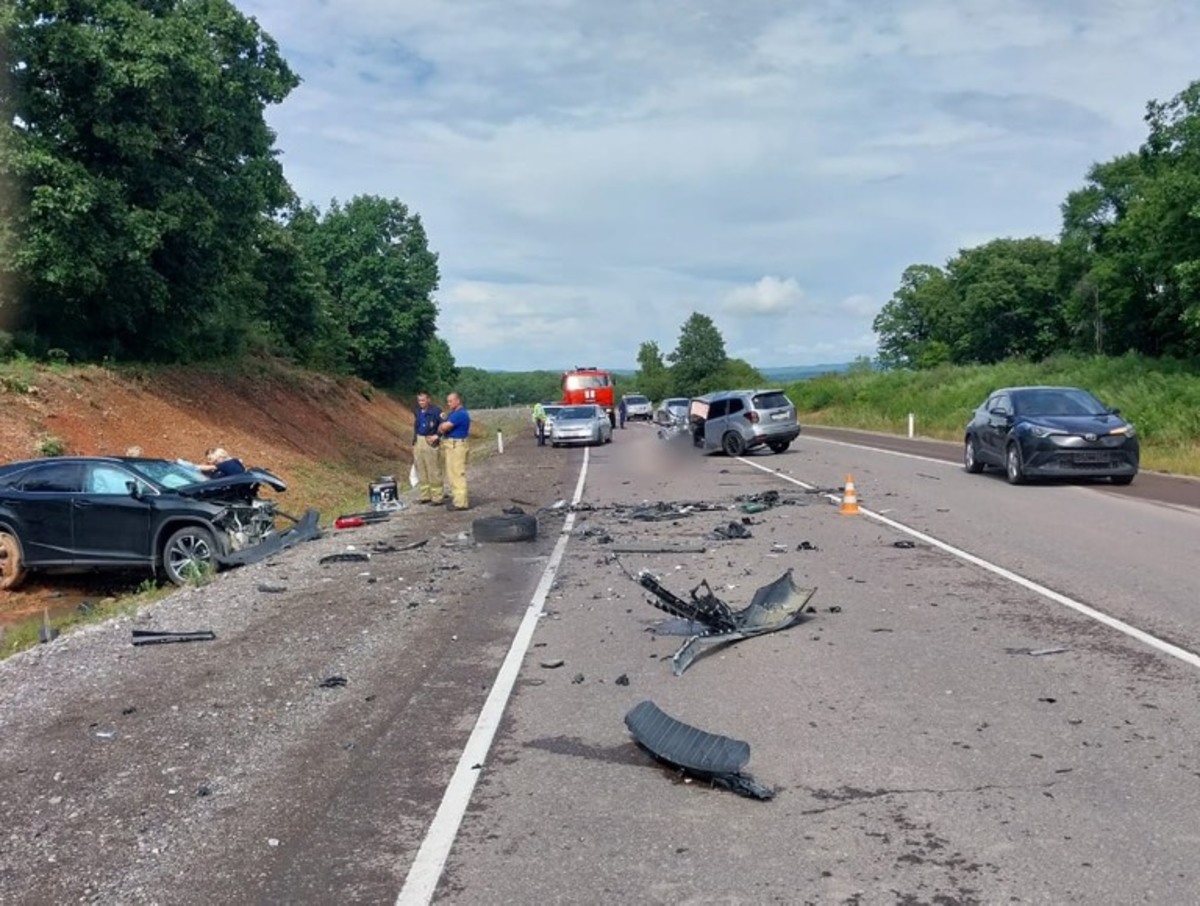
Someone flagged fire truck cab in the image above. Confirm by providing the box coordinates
[561,367,616,427]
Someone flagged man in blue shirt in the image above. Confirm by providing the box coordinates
[437,391,471,510]
[412,391,444,504]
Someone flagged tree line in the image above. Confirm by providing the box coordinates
[873,79,1200,370]
[0,0,454,392]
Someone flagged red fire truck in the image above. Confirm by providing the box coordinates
[561,366,616,427]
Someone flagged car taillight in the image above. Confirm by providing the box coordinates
[745,411,759,423]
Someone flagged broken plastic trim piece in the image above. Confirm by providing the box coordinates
[131,629,216,646]
[639,569,816,675]
[217,508,321,568]
[624,700,774,800]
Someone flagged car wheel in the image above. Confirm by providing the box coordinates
[768,441,790,453]
[473,513,538,543]
[163,524,217,585]
[722,432,746,457]
[1111,474,1135,486]
[964,436,984,473]
[1005,443,1025,485]
[0,530,27,590]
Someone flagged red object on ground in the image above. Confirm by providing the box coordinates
[334,516,365,529]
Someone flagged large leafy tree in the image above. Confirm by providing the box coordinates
[296,196,441,389]
[0,0,299,360]
[633,340,672,401]
[669,311,727,396]
[872,264,955,369]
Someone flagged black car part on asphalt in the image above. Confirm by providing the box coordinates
[624,700,775,800]
[638,568,817,675]
[131,629,216,646]
[472,512,538,543]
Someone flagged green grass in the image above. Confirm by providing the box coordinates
[2,579,171,659]
[786,353,1200,476]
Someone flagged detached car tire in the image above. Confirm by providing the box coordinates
[472,513,538,543]
[163,524,218,585]
[0,530,27,590]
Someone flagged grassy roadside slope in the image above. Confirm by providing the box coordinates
[784,354,1200,476]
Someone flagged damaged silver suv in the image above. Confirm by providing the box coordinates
[688,389,800,456]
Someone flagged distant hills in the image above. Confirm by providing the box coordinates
[758,363,852,382]
[474,363,853,381]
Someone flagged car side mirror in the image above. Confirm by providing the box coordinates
[989,407,1008,418]
[126,481,141,499]
[1108,407,1121,416]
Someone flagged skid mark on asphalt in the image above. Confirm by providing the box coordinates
[738,456,1200,673]
[396,449,591,905]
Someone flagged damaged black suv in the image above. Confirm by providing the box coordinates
[0,455,316,589]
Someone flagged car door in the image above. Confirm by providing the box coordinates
[980,393,1013,463]
[7,462,84,563]
[72,463,155,564]
[704,398,730,449]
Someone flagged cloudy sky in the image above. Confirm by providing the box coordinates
[238,0,1200,371]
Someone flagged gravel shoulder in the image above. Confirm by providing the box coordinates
[0,428,575,904]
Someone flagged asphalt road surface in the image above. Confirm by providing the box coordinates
[3,422,1199,905]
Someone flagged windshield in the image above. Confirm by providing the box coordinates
[129,458,208,489]
[1013,388,1107,417]
[625,395,648,404]
[560,406,598,419]
[665,398,688,410]
[564,375,610,390]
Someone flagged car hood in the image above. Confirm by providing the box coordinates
[554,417,599,427]
[1020,414,1130,434]
[175,467,287,499]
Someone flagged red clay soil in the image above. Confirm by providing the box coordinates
[0,359,418,627]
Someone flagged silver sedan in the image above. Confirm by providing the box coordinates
[550,404,613,446]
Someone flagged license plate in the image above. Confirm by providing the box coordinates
[770,412,788,421]
[1075,452,1109,464]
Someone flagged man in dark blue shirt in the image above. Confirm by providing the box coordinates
[412,392,444,504]
[437,392,471,510]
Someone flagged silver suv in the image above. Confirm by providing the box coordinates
[688,389,800,456]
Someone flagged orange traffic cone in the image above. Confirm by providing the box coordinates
[839,474,860,515]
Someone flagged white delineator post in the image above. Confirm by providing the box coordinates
[908,413,915,438]
[497,430,504,454]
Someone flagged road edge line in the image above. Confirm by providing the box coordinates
[396,448,591,904]
[738,456,1200,671]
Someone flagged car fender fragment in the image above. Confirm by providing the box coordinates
[624,700,774,801]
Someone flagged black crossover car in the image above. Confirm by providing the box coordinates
[963,386,1139,485]
[0,456,318,589]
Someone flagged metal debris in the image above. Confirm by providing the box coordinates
[1005,646,1069,657]
[711,521,752,540]
[319,551,371,564]
[638,569,817,675]
[131,629,216,647]
[624,700,774,800]
[317,675,348,688]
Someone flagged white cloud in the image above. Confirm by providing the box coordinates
[238,0,1200,370]
[724,277,806,316]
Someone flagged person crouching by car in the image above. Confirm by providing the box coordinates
[199,447,246,478]
[412,391,444,504]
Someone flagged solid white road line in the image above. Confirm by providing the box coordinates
[396,448,591,905]
[739,456,1200,672]
[802,433,960,468]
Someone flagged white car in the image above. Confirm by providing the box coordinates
[622,394,653,421]
[551,404,613,446]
